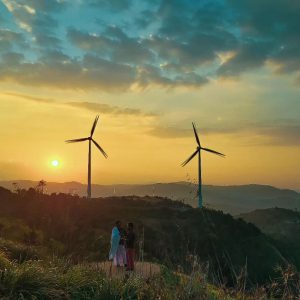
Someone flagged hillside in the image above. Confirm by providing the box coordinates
[0,186,290,286]
[239,208,300,269]
[1,180,300,215]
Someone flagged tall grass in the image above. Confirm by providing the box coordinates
[0,253,299,299]
[0,257,235,299]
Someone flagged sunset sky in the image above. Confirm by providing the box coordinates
[0,0,299,189]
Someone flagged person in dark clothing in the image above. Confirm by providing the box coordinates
[125,222,135,271]
[118,227,127,267]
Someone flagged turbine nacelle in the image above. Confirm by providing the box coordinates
[65,115,107,159]
[182,122,225,167]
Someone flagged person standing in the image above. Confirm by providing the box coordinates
[115,225,127,267]
[109,221,121,262]
[125,222,135,271]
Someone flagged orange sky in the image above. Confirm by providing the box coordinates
[1,70,299,190]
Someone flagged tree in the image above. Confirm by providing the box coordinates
[36,180,47,194]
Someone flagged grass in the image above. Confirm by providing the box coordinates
[0,239,299,299]
[1,256,299,299]
[0,256,240,299]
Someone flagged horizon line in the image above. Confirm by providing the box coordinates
[0,179,299,192]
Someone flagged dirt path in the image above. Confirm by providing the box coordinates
[92,261,161,279]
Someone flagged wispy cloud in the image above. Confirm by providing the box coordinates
[3,91,157,117]
[4,92,55,103]
[65,101,157,117]
[5,90,299,146]
[149,121,300,146]
[252,122,300,146]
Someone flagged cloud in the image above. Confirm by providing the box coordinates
[3,91,157,117]
[19,0,66,12]
[217,40,272,77]
[88,0,132,10]
[3,92,55,103]
[2,0,63,49]
[253,122,300,146]
[142,0,237,69]
[148,120,300,146]
[1,0,300,89]
[0,51,24,65]
[136,64,208,88]
[0,46,209,90]
[3,0,49,33]
[144,0,300,81]
[148,126,191,139]
[148,123,243,139]
[0,29,26,52]
[67,27,210,88]
[223,0,300,77]
[68,27,154,64]
[0,52,137,91]
[65,102,157,117]
[67,28,111,53]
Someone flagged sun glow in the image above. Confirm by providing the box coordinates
[51,160,59,167]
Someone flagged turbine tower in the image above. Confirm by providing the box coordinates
[65,115,108,198]
[181,122,225,208]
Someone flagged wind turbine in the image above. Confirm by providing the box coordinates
[65,115,108,199]
[181,122,225,208]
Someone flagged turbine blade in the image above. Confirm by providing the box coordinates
[91,115,99,137]
[181,149,199,167]
[65,137,89,143]
[201,147,225,157]
[192,122,200,146]
[92,139,108,158]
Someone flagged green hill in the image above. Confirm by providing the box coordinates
[0,187,290,286]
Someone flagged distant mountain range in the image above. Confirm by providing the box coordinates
[1,180,299,215]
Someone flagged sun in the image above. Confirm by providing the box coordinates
[51,160,59,167]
